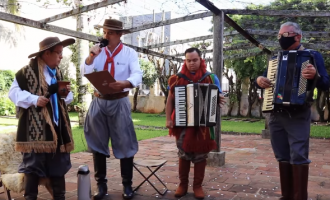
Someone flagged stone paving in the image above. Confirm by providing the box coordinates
[2,134,330,200]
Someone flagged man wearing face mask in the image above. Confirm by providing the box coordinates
[256,22,329,200]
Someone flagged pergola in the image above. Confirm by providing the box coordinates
[1,0,329,165]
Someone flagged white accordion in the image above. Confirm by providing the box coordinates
[174,83,219,127]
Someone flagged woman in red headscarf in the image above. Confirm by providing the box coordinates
[166,48,226,199]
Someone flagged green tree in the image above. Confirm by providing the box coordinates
[0,70,15,91]
[148,56,182,108]
[0,0,21,47]
[218,0,330,118]
[132,59,158,112]
[0,70,16,115]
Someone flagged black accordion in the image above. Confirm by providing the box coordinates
[262,50,317,112]
[174,83,219,127]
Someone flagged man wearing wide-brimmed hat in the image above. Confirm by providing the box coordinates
[8,36,75,200]
[81,18,142,200]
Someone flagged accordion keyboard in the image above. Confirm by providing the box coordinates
[174,86,187,126]
[262,58,278,112]
[298,60,309,96]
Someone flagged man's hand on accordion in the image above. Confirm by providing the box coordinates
[257,77,272,89]
[302,64,317,80]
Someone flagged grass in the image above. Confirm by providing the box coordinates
[71,126,168,153]
[69,112,78,121]
[0,112,329,153]
[130,113,330,138]
[221,120,265,133]
[0,117,18,125]
[131,112,166,127]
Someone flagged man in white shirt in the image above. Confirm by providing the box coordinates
[8,37,75,200]
[81,18,142,200]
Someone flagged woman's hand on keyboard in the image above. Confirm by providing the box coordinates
[166,120,173,129]
[257,77,272,88]
[219,95,226,108]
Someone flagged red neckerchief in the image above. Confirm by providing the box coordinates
[180,59,207,83]
[103,43,123,77]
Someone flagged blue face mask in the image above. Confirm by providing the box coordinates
[279,36,296,50]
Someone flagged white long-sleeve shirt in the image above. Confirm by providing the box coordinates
[80,43,142,93]
[8,65,74,109]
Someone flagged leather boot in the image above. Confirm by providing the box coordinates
[93,152,108,200]
[174,158,191,197]
[279,161,293,200]
[292,164,309,200]
[120,157,134,199]
[23,173,39,200]
[193,159,206,200]
[50,176,65,200]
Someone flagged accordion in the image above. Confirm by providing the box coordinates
[174,83,219,127]
[262,50,316,112]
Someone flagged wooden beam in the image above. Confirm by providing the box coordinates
[196,0,272,55]
[174,49,212,57]
[221,9,330,17]
[0,11,182,62]
[260,41,330,50]
[224,51,264,60]
[128,11,212,33]
[246,29,330,38]
[144,30,239,49]
[173,43,254,56]
[39,0,125,23]
[125,44,183,62]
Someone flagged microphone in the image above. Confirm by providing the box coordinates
[36,92,51,112]
[36,83,57,112]
[90,38,109,56]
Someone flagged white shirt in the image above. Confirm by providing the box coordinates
[8,66,74,109]
[80,43,142,92]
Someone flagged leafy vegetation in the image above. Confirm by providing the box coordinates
[0,70,16,116]
[1,112,329,153]
[208,0,330,120]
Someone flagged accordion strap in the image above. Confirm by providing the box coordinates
[177,71,213,83]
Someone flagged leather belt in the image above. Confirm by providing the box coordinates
[94,91,129,100]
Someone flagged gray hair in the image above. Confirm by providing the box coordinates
[280,22,302,35]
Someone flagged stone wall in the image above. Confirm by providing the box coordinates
[129,95,165,113]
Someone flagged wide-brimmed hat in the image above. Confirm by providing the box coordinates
[28,37,75,58]
[94,18,131,34]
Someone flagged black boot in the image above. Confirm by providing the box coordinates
[50,176,65,200]
[279,161,293,200]
[120,157,134,199]
[23,173,39,200]
[292,164,309,200]
[93,152,108,200]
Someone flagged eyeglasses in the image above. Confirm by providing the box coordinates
[277,32,299,39]
[52,50,63,56]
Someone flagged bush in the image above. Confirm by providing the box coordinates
[0,93,15,116]
[0,70,15,92]
[0,70,16,116]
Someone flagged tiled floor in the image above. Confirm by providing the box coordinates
[2,134,330,200]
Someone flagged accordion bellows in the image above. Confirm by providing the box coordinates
[262,50,316,112]
[174,83,219,127]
